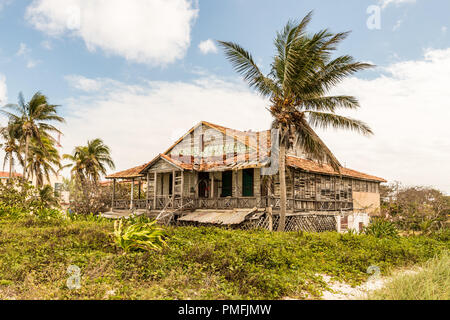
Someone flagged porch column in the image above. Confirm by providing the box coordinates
[172,170,176,197]
[180,171,184,207]
[153,172,157,210]
[138,178,142,200]
[210,172,215,199]
[111,179,116,211]
[130,178,134,210]
[146,172,150,210]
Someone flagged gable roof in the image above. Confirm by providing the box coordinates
[286,156,387,182]
[106,121,386,183]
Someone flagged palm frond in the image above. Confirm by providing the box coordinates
[217,40,279,97]
[307,111,373,136]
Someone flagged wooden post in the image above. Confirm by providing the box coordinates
[172,170,176,198]
[111,179,116,211]
[211,172,215,199]
[153,172,157,210]
[138,179,141,200]
[130,178,134,210]
[180,171,184,208]
[267,206,273,232]
[146,172,150,210]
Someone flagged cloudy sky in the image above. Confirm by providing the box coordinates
[0,0,449,193]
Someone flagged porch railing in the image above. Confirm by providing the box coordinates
[112,196,353,212]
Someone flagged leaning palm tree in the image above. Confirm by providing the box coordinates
[0,121,23,179]
[63,138,115,184]
[27,135,61,188]
[1,92,64,181]
[219,12,373,231]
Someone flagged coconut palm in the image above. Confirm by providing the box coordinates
[0,121,23,179]
[27,136,61,188]
[218,12,373,231]
[63,138,115,184]
[1,92,64,181]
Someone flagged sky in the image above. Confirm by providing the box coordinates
[0,0,449,193]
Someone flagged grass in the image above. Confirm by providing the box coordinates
[0,216,448,300]
[368,251,450,300]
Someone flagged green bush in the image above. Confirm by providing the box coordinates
[113,220,168,253]
[364,218,399,238]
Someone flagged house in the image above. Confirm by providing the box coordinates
[0,172,23,181]
[106,121,386,230]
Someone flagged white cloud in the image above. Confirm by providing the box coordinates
[41,40,52,50]
[26,0,199,66]
[321,47,450,193]
[393,19,402,31]
[0,0,12,11]
[16,42,39,68]
[198,39,218,55]
[442,26,447,34]
[379,0,416,9]
[65,75,106,92]
[61,75,270,177]
[0,74,7,104]
[16,43,30,56]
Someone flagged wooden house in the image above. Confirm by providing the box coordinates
[106,121,386,223]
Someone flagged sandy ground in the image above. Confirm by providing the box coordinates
[319,269,420,300]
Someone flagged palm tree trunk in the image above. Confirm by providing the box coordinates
[277,141,287,231]
[23,135,30,181]
[8,152,13,180]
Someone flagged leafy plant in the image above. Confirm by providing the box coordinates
[113,220,168,253]
[364,218,399,238]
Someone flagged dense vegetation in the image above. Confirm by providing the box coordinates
[369,252,449,300]
[0,214,448,300]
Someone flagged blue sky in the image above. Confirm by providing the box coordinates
[0,0,449,193]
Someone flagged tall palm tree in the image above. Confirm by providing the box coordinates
[219,12,373,231]
[27,136,61,188]
[0,121,23,179]
[63,138,115,184]
[1,92,64,181]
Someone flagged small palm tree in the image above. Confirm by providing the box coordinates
[219,12,373,231]
[27,136,61,188]
[64,138,115,184]
[1,92,64,181]
[0,122,23,179]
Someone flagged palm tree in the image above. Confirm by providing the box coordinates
[64,138,115,184]
[0,121,23,179]
[218,12,373,231]
[27,136,61,188]
[1,92,64,181]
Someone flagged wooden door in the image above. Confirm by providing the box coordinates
[242,169,254,197]
[221,171,232,197]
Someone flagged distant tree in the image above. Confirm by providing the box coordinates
[27,136,61,188]
[63,139,115,215]
[1,92,64,180]
[219,12,373,230]
[63,138,115,184]
[0,122,23,179]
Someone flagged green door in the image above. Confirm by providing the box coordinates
[242,169,254,197]
[221,171,232,197]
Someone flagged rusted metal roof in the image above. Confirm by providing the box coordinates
[106,121,387,183]
[286,156,387,182]
[178,208,258,225]
[105,163,147,179]
[0,172,22,179]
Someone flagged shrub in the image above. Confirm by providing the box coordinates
[364,218,399,238]
[113,220,168,253]
[0,179,61,219]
